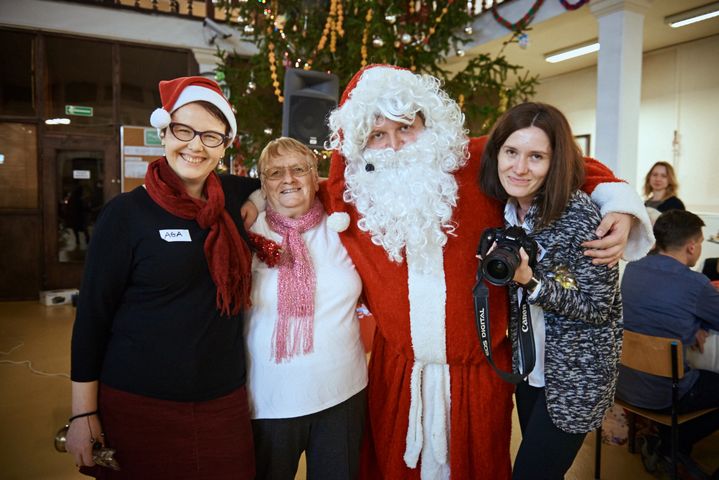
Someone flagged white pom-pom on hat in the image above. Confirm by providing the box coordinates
[327,212,350,232]
[150,108,172,130]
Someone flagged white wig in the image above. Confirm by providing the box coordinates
[328,66,468,170]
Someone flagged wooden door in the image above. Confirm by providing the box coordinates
[42,134,120,289]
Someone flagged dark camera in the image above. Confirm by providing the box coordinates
[478,226,538,286]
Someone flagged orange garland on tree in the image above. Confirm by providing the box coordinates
[360,9,373,68]
[317,0,344,54]
[267,41,283,102]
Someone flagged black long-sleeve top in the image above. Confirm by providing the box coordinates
[71,174,260,402]
[645,195,685,212]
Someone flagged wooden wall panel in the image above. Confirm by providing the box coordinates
[0,214,42,299]
[0,123,38,209]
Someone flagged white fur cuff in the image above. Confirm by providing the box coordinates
[591,182,655,261]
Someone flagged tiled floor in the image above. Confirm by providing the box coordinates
[0,301,716,479]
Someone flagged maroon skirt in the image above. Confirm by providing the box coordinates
[80,384,255,479]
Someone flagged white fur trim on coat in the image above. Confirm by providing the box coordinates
[591,182,655,261]
[327,212,350,232]
[404,245,451,480]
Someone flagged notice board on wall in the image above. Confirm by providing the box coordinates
[120,126,165,193]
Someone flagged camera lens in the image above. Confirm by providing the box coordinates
[482,247,520,285]
[486,259,509,280]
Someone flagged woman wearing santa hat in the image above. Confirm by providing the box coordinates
[66,76,258,478]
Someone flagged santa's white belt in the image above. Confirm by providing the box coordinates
[404,361,451,479]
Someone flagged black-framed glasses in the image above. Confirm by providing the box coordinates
[261,164,314,181]
[168,122,229,148]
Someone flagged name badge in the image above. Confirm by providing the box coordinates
[159,229,191,242]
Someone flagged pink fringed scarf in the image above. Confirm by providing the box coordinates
[265,200,324,363]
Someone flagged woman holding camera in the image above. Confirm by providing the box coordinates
[479,102,623,479]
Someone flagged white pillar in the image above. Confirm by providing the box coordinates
[590,0,651,187]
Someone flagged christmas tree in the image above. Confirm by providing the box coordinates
[215,0,538,171]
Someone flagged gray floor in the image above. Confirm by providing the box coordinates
[0,301,716,479]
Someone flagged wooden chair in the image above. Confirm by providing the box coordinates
[594,330,718,479]
[702,257,719,281]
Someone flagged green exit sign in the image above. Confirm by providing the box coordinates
[65,105,94,117]
[144,128,162,146]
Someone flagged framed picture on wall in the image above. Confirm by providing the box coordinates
[575,134,591,156]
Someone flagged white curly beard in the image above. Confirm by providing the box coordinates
[343,131,461,272]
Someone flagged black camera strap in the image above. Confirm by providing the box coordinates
[473,270,536,384]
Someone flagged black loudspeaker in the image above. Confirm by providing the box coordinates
[282,69,339,148]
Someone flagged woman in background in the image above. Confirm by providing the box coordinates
[479,102,623,479]
[66,76,257,478]
[644,161,685,212]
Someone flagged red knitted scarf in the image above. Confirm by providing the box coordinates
[144,157,251,316]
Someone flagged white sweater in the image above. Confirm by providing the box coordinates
[245,212,368,419]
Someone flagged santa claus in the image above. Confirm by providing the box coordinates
[318,65,652,480]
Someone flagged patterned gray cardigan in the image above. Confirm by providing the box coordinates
[508,190,623,434]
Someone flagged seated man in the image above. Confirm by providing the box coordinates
[617,210,719,473]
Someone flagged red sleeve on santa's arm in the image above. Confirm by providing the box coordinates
[317,150,347,215]
[316,181,330,211]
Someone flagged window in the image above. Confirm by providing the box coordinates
[0,30,35,117]
[120,45,198,126]
[45,36,114,134]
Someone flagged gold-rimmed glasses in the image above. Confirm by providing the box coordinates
[261,164,313,181]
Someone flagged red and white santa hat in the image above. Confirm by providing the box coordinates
[150,76,237,139]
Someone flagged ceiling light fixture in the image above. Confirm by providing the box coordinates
[45,118,71,125]
[665,1,719,28]
[544,40,599,64]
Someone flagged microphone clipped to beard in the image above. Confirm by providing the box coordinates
[343,130,461,270]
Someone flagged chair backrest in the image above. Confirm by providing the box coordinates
[621,330,685,378]
[702,257,719,281]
